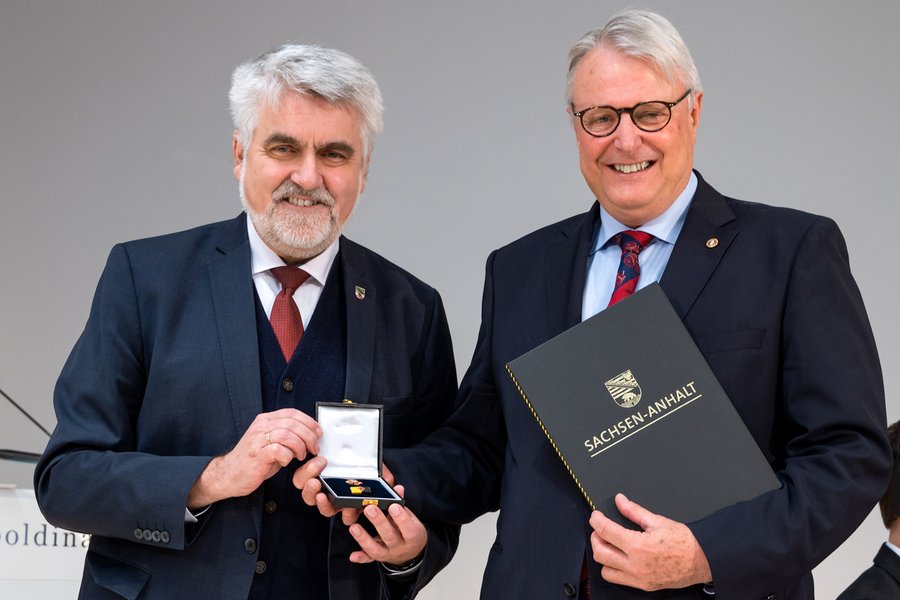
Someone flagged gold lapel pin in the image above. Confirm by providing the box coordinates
[705,238,719,249]
[355,285,366,300]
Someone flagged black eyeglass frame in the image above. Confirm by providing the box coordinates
[572,88,693,138]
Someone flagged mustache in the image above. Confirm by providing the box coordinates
[272,181,335,206]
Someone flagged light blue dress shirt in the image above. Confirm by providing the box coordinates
[581,172,697,321]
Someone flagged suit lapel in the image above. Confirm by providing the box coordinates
[339,237,376,404]
[544,203,600,336]
[875,543,900,583]
[207,214,262,436]
[660,173,737,321]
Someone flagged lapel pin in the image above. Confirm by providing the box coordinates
[354,285,366,300]
[705,238,719,249]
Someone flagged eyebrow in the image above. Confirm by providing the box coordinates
[320,142,356,157]
[263,134,356,157]
[263,133,301,147]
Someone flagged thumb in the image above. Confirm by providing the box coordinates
[291,456,327,489]
[614,493,659,531]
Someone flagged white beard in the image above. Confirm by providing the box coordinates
[240,167,343,262]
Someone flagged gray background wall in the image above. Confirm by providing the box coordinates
[1,1,898,597]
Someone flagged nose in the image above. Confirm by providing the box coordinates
[613,114,644,153]
[290,155,324,190]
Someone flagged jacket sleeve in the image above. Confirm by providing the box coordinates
[378,286,463,598]
[34,243,213,551]
[386,252,506,526]
[689,217,892,599]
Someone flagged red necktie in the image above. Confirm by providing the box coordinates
[269,266,310,361]
[607,230,654,307]
[581,231,655,599]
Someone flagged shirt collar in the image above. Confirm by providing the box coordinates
[245,214,339,286]
[591,171,698,254]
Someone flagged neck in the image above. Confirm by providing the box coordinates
[889,522,900,547]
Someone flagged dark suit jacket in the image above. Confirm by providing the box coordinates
[34,213,459,600]
[837,544,900,600]
[390,172,891,600]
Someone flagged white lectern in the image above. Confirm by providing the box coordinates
[0,488,86,596]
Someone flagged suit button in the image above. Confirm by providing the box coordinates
[244,538,257,553]
[762,596,775,600]
[160,531,170,543]
[563,582,577,598]
[142,529,152,541]
[151,531,161,542]
[265,500,278,514]
[255,560,267,574]
[281,378,294,392]
[133,528,143,540]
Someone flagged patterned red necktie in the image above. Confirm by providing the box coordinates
[607,230,655,307]
[269,266,311,361]
[582,230,653,599]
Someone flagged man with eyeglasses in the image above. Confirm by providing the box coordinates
[297,9,890,599]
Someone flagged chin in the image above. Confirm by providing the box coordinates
[250,203,342,261]
[271,227,339,261]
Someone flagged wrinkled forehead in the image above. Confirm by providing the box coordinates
[581,46,678,83]
[255,89,368,149]
[571,47,680,105]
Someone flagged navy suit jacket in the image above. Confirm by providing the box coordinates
[390,172,891,600]
[35,213,459,600]
[837,543,900,600]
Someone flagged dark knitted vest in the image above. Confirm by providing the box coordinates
[248,260,347,600]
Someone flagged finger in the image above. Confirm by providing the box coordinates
[292,457,327,491]
[265,408,324,437]
[394,484,405,498]
[591,529,627,567]
[600,564,629,587]
[339,506,361,526]
[260,441,295,468]
[312,492,340,519]
[363,505,402,547]
[589,510,636,550]
[349,550,375,564]
[349,522,389,562]
[614,493,660,531]
[249,410,318,449]
[385,502,423,541]
[382,463,396,486]
[267,419,321,458]
[299,477,321,506]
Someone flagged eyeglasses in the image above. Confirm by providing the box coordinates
[572,88,693,138]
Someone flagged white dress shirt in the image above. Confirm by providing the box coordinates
[581,172,697,321]
[246,216,339,325]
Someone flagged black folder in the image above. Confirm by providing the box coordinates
[506,283,780,528]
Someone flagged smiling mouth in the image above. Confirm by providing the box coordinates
[612,161,652,174]
[282,196,328,208]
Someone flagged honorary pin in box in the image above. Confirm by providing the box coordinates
[316,402,404,509]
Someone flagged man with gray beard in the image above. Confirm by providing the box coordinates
[34,44,459,600]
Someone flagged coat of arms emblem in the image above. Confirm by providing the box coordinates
[604,369,642,408]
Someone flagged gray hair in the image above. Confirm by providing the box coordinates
[229,44,384,157]
[565,9,702,108]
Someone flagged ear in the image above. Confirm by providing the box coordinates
[567,104,579,134]
[359,151,372,194]
[232,130,244,181]
[689,91,703,131]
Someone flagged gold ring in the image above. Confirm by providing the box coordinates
[266,432,271,445]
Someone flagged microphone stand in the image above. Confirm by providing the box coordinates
[1,385,52,465]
